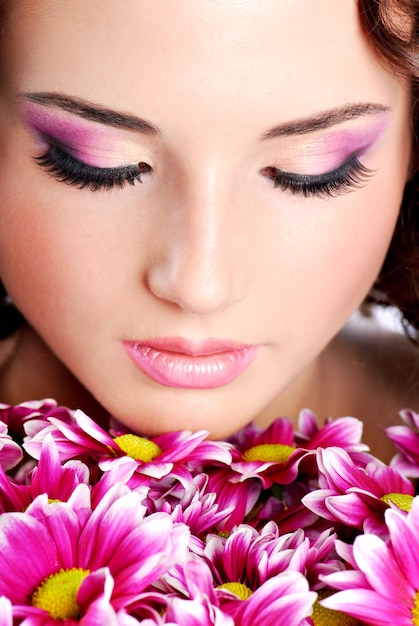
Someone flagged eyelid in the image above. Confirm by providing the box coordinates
[260,115,387,184]
[34,143,151,192]
[39,129,145,168]
[261,153,375,198]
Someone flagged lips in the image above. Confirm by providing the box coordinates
[122,337,259,389]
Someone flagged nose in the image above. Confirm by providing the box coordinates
[145,173,244,316]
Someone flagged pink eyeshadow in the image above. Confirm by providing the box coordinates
[20,101,122,167]
[303,115,390,172]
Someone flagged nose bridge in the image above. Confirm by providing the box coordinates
[146,164,242,315]
[182,166,223,267]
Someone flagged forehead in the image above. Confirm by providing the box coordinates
[0,0,400,125]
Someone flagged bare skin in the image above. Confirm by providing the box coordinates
[286,322,419,462]
[1,320,418,462]
[0,1,415,450]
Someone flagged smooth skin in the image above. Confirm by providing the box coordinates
[0,0,415,460]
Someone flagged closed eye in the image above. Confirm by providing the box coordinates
[261,155,374,198]
[35,144,152,192]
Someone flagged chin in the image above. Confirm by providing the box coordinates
[105,397,249,440]
[88,371,273,439]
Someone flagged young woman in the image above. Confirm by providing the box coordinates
[0,0,417,463]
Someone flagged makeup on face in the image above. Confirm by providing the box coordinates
[264,113,390,176]
[122,338,260,389]
[20,96,390,189]
[19,100,151,168]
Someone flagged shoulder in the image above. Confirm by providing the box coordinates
[337,311,419,400]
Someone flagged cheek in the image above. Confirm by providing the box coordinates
[308,188,400,311]
[0,212,76,329]
[0,173,101,330]
[260,177,404,345]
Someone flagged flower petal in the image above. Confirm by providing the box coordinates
[0,513,60,602]
[321,589,411,625]
[385,507,419,588]
[353,534,414,603]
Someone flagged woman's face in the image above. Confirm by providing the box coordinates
[0,0,411,436]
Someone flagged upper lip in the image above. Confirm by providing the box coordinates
[126,337,254,356]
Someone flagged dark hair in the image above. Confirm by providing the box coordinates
[0,282,24,340]
[0,1,418,339]
[360,0,419,340]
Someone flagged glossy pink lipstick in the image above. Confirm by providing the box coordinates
[122,338,259,389]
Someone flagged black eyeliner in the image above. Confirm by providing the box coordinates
[263,157,374,198]
[34,144,150,192]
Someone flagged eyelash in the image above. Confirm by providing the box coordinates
[35,144,151,192]
[261,156,374,198]
[35,144,373,198]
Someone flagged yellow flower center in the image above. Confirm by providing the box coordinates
[312,599,359,625]
[242,443,295,463]
[218,582,253,600]
[31,568,90,619]
[411,589,419,625]
[113,434,162,461]
[380,492,414,512]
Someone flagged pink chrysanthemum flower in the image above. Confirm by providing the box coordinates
[153,473,234,548]
[204,418,307,529]
[248,475,324,534]
[205,522,296,597]
[164,560,235,626]
[295,409,372,466]
[229,571,316,626]
[302,447,415,536]
[205,411,371,531]
[24,409,232,484]
[227,418,307,486]
[165,557,316,626]
[204,469,262,530]
[0,420,23,471]
[0,434,90,513]
[0,484,190,623]
[385,409,419,478]
[0,398,74,440]
[280,527,345,591]
[321,496,419,625]
[203,522,340,601]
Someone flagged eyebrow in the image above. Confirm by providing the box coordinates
[22,92,161,136]
[261,103,390,140]
[23,92,389,140]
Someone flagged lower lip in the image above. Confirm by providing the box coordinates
[122,342,259,389]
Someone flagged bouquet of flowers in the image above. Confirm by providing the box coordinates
[0,399,417,625]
